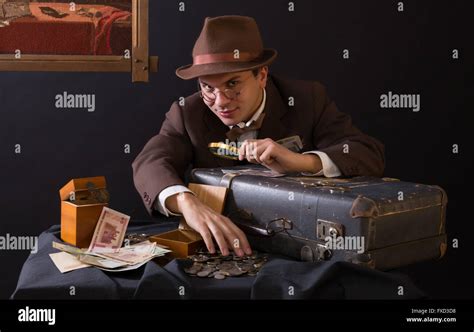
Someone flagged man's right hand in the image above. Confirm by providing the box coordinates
[166,192,252,257]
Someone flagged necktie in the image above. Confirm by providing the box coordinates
[225,112,266,141]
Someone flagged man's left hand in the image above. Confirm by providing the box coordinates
[238,138,323,174]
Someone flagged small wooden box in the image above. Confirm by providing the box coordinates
[149,229,204,259]
[150,183,228,258]
[59,176,109,248]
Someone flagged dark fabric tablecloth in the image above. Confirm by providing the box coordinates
[11,221,425,300]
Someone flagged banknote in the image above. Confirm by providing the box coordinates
[51,241,126,270]
[97,241,170,265]
[276,135,303,152]
[97,250,154,265]
[78,254,128,269]
[49,252,90,273]
[81,243,171,272]
[126,240,171,256]
[150,245,172,256]
[94,258,152,272]
[53,242,170,272]
[88,207,130,253]
[124,240,157,254]
[100,246,171,272]
[52,241,86,255]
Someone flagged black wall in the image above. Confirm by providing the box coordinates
[0,0,472,299]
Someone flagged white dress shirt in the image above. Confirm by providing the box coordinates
[232,88,267,142]
[155,88,341,216]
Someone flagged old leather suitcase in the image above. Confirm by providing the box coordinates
[189,166,447,270]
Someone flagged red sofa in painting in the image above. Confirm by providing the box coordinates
[0,3,132,55]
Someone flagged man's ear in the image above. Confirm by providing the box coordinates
[259,66,269,88]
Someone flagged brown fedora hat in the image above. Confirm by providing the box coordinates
[176,15,277,80]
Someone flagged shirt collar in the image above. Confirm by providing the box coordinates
[230,88,267,129]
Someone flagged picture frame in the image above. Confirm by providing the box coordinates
[0,0,158,82]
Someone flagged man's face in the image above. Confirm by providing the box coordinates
[198,67,268,127]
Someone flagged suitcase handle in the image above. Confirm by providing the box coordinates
[234,222,273,237]
[229,209,293,237]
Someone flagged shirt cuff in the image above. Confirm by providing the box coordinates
[302,151,342,177]
[155,185,194,217]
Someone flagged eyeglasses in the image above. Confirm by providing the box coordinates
[198,82,242,104]
[197,75,257,104]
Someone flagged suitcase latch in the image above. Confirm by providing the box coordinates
[316,219,344,240]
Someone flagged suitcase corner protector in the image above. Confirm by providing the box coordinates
[350,195,380,218]
[439,241,447,258]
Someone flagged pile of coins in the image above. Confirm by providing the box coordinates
[125,233,149,245]
[183,250,268,280]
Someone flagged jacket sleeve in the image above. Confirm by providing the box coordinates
[312,82,385,177]
[132,101,193,216]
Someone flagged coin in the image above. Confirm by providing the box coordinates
[214,273,226,280]
[197,270,211,277]
[218,262,234,271]
[254,262,265,269]
[239,264,252,273]
[228,267,245,277]
[192,254,210,263]
[182,250,268,279]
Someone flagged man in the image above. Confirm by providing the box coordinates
[132,15,384,257]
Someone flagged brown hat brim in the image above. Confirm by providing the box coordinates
[175,49,277,80]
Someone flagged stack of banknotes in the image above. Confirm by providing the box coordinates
[50,207,171,273]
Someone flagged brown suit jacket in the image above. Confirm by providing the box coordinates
[132,75,385,215]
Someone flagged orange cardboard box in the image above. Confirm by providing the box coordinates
[59,176,109,248]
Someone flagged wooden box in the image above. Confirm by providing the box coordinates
[59,176,109,248]
[149,229,204,259]
[149,183,228,258]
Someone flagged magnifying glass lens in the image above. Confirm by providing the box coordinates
[208,142,239,160]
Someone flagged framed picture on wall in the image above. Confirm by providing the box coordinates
[0,0,157,82]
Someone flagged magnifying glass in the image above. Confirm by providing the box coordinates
[208,136,303,160]
[208,142,240,160]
